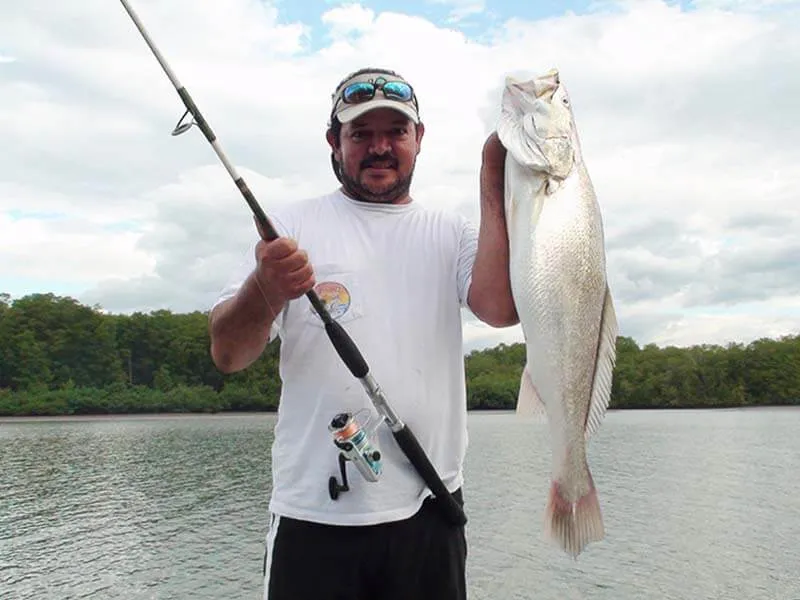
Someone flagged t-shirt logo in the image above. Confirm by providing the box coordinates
[312,281,351,320]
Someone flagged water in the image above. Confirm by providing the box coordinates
[1,408,799,599]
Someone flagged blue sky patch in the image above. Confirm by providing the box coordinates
[268,0,721,52]
[273,0,606,48]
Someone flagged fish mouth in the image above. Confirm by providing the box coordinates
[532,69,560,100]
[499,69,569,172]
[503,70,560,112]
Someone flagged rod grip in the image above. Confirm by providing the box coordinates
[392,426,468,527]
[325,321,369,379]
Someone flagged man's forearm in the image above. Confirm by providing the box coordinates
[209,271,285,373]
[468,156,519,328]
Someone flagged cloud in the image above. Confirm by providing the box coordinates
[691,0,800,10]
[1,0,798,353]
[321,4,376,38]
[428,0,487,22]
[78,164,325,314]
[0,211,156,292]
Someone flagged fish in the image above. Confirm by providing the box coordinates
[496,68,618,558]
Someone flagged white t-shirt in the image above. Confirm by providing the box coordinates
[214,189,479,526]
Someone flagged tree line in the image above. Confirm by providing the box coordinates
[0,293,797,416]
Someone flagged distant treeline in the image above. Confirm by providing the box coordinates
[0,293,798,417]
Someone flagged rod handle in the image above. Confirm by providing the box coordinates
[392,426,468,527]
[325,321,369,378]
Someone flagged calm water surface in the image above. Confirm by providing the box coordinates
[1,408,799,599]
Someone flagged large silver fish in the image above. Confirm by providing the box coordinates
[496,69,618,558]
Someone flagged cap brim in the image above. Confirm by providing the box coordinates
[336,99,419,124]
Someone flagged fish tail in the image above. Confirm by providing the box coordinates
[544,468,604,558]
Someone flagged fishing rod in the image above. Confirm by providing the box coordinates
[118,0,466,527]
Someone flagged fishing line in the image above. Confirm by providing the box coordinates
[117,0,466,527]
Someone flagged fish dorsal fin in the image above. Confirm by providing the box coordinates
[516,363,548,422]
[584,287,618,439]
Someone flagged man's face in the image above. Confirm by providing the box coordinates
[329,107,425,204]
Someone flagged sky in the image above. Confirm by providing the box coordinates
[1,0,798,354]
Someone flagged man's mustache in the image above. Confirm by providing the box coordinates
[361,154,398,169]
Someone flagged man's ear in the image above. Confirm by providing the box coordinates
[326,127,339,149]
[415,121,425,154]
[326,128,343,162]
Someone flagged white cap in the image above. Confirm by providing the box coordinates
[330,69,420,125]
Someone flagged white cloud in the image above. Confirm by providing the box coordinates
[463,318,523,353]
[691,0,800,10]
[0,212,156,285]
[321,4,376,38]
[1,0,798,352]
[429,0,487,22]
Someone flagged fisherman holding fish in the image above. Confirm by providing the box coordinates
[209,67,518,600]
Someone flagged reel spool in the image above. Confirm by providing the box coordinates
[328,410,384,500]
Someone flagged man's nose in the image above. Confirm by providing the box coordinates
[369,133,392,154]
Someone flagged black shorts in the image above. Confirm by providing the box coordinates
[262,489,467,600]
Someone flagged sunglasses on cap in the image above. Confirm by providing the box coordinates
[337,76,418,109]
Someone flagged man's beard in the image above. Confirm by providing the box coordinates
[340,154,415,204]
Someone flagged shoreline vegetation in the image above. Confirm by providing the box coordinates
[1,293,798,418]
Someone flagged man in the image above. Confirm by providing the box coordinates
[208,67,517,600]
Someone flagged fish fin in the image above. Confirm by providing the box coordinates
[584,287,618,440]
[497,80,549,171]
[544,469,605,559]
[515,364,547,421]
[497,121,548,171]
